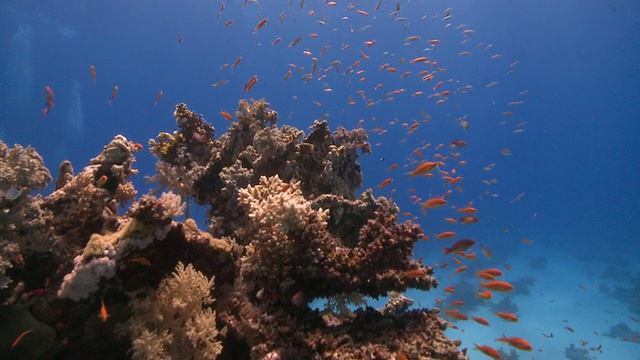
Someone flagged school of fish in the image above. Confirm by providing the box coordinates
[33,1,619,358]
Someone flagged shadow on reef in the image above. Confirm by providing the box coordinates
[0,99,468,359]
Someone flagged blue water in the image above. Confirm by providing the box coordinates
[1,0,639,358]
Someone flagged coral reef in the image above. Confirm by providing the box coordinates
[0,100,468,360]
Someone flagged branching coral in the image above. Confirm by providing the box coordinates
[121,262,222,360]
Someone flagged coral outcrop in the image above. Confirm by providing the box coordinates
[0,100,467,360]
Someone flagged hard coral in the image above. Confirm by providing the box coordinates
[0,141,52,192]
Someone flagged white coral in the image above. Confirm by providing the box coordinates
[58,243,117,301]
[238,175,328,235]
[159,191,186,219]
[123,262,222,360]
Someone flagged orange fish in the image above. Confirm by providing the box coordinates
[473,343,501,359]
[471,316,491,326]
[254,17,268,33]
[407,161,438,178]
[401,269,427,279]
[435,231,457,239]
[479,268,504,277]
[131,257,152,266]
[458,206,477,213]
[497,335,533,351]
[378,178,393,188]
[476,290,493,300]
[480,281,514,292]
[232,56,242,68]
[445,309,468,321]
[476,272,496,281]
[454,265,468,273]
[42,86,54,116]
[220,110,233,120]
[494,311,519,322]
[444,239,476,254]
[154,90,163,106]
[96,175,108,187]
[460,215,480,224]
[243,75,258,93]
[99,296,109,322]
[90,65,96,85]
[11,329,33,349]
[108,86,118,105]
[422,197,446,209]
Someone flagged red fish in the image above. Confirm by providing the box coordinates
[243,75,258,93]
[154,90,163,106]
[496,335,533,351]
[473,343,501,359]
[43,86,54,116]
[90,65,96,85]
[11,329,33,349]
[108,86,118,105]
[99,296,109,322]
[480,280,514,292]
[444,239,476,254]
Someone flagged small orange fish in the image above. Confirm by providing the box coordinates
[232,56,242,68]
[494,311,519,322]
[407,161,438,178]
[96,175,108,188]
[254,17,268,33]
[401,269,427,279]
[435,231,457,239]
[422,197,446,209]
[131,257,152,266]
[458,206,477,213]
[99,296,109,322]
[154,90,163,106]
[479,268,504,277]
[496,335,532,351]
[473,343,501,359]
[397,350,408,360]
[444,239,476,254]
[476,290,493,300]
[220,110,233,120]
[454,265,468,273]
[445,309,468,321]
[11,329,33,349]
[108,86,118,105]
[480,281,514,292]
[471,316,491,326]
[378,178,393,188]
